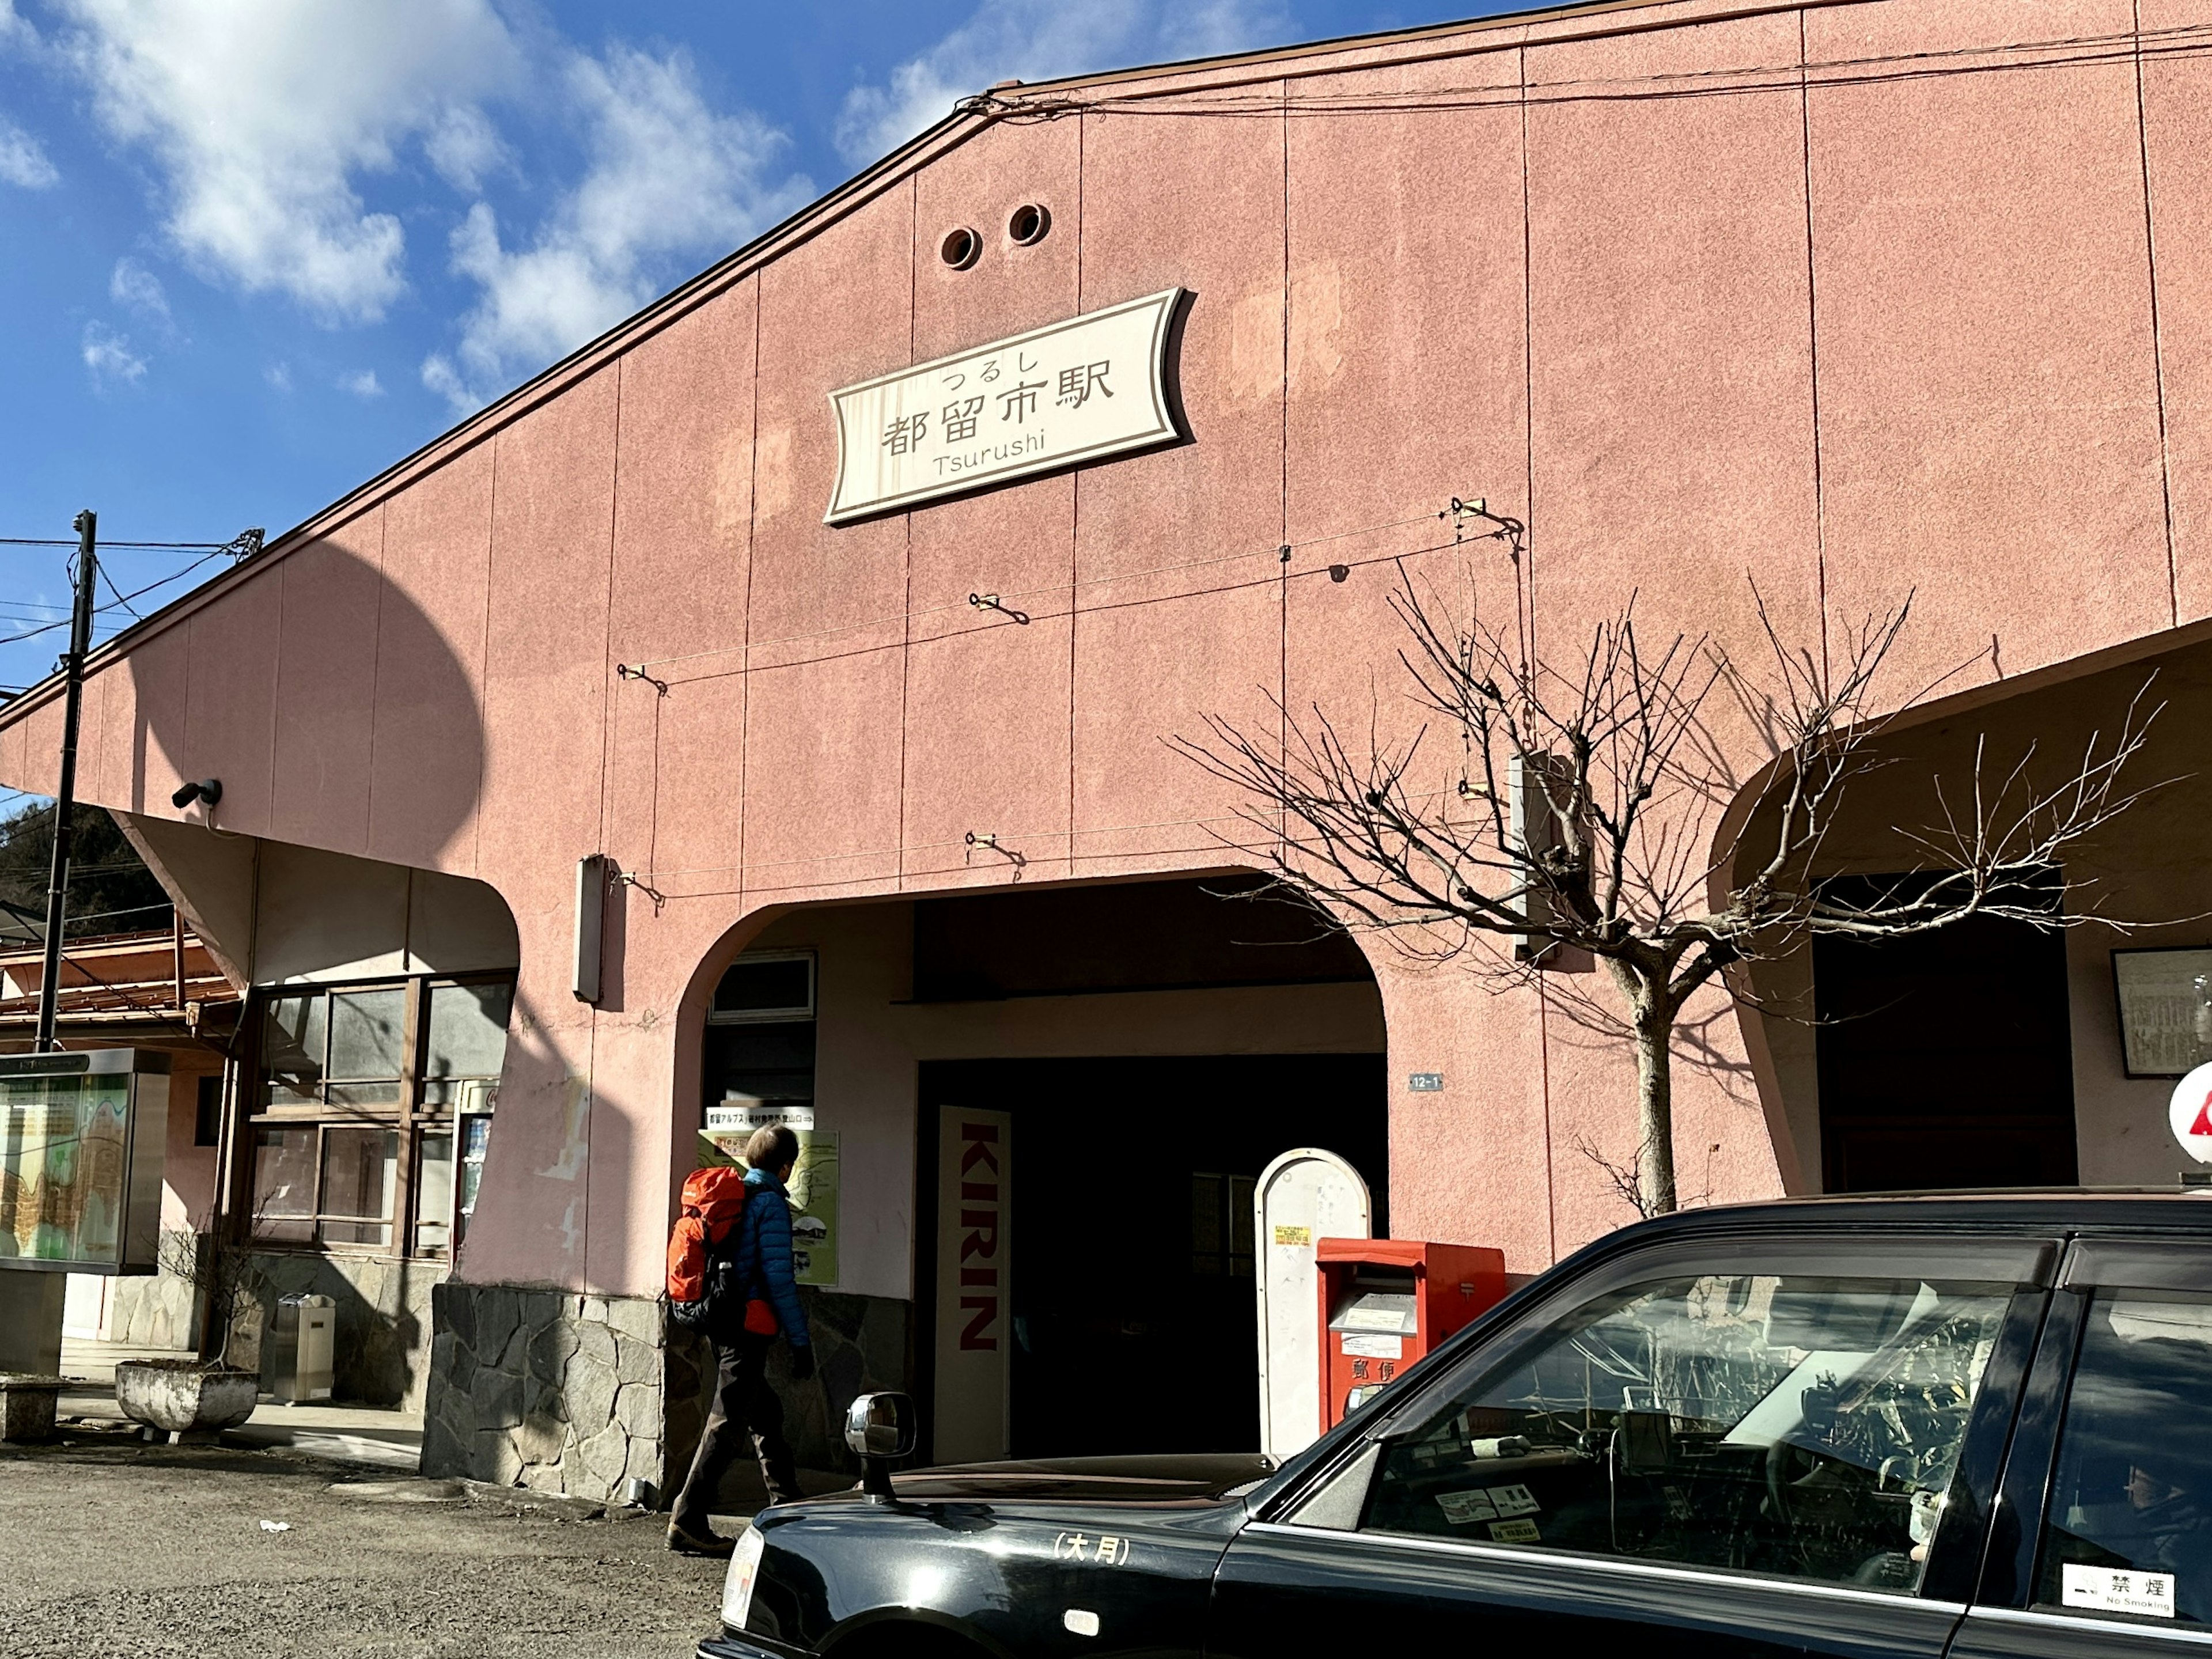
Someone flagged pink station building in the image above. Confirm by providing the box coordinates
[6,0,2212,1495]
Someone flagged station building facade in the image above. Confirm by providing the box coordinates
[7,0,2212,1496]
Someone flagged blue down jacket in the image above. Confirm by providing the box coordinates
[734,1164,812,1349]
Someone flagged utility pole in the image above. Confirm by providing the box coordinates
[35,510,97,1051]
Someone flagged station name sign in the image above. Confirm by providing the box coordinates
[825,287,1183,524]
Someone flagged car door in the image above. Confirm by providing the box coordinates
[1948,1236,2212,1659]
[1207,1230,2055,1659]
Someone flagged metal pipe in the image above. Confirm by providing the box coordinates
[35,510,97,1051]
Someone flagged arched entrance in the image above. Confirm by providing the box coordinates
[687,872,1388,1468]
[1737,628,2212,1195]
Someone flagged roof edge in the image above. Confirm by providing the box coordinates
[2,0,1881,725]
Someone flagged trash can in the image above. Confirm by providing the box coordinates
[267,1294,335,1404]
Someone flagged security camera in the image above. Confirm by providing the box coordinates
[171,778,222,810]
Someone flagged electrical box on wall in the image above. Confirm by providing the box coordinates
[1316,1237,1508,1434]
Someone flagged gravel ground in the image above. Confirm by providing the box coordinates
[0,1432,734,1659]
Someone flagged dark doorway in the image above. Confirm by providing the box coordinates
[918,1054,1387,1461]
[1813,884,2077,1192]
[912,876,1373,1001]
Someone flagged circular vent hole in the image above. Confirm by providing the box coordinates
[1007,203,1051,246]
[940,226,981,270]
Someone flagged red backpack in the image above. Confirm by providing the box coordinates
[665,1167,779,1336]
[666,1166,748,1303]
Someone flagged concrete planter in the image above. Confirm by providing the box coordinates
[115,1360,259,1436]
[0,1374,63,1442]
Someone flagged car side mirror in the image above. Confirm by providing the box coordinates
[845,1391,916,1500]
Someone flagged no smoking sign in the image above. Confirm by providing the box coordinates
[2169,1062,2212,1166]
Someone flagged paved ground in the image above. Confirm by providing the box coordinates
[0,1428,734,1659]
[60,1339,426,1470]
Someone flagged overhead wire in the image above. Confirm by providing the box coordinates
[97,565,142,622]
[615,513,1513,891]
[12,25,2145,907]
[620,506,1448,680]
[0,536,241,550]
[971,21,2212,122]
[0,544,233,652]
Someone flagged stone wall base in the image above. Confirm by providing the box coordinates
[662,1288,912,1503]
[423,1282,664,1505]
[104,1229,204,1353]
[226,1251,445,1410]
[423,1282,911,1508]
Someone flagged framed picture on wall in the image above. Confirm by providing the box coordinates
[2111,946,2212,1078]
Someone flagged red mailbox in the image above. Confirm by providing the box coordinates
[1316,1237,1508,1433]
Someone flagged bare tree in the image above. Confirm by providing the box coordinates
[161,1209,272,1371]
[1177,506,2161,1215]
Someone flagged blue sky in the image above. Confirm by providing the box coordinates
[0,0,1505,706]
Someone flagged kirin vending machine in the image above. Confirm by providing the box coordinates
[1316,1237,1508,1431]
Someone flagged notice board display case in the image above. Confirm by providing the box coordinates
[2112,947,2212,1078]
[0,1048,168,1274]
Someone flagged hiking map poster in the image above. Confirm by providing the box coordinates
[698,1102,840,1288]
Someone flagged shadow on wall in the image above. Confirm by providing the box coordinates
[459,979,634,1293]
[125,540,484,866]
[103,1230,207,1351]
[226,1250,445,1411]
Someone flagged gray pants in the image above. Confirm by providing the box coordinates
[672,1332,798,1528]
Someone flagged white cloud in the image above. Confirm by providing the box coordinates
[109,256,169,321]
[82,322,146,387]
[424,103,508,194]
[419,353,468,411]
[835,0,1291,165]
[0,115,56,187]
[58,0,521,323]
[424,43,808,413]
[0,0,36,47]
[264,361,293,392]
[336,368,383,397]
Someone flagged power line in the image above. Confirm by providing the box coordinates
[97,565,141,623]
[0,537,237,550]
[0,896,173,935]
[979,21,2212,123]
[0,545,232,649]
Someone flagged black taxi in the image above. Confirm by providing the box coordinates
[703,1192,2212,1659]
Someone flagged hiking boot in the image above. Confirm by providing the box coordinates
[666,1521,736,1558]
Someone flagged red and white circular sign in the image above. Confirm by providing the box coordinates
[2171,1063,2212,1166]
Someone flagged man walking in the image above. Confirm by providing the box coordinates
[668,1123,815,1555]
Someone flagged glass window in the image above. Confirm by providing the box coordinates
[2037,1291,2212,1626]
[415,1131,454,1255]
[709,1020,816,1108]
[1191,1172,1256,1278]
[458,1115,491,1224]
[318,1126,397,1246]
[194,1075,222,1147]
[251,1125,317,1243]
[262,994,325,1103]
[425,982,512,1089]
[710,954,813,1021]
[328,988,405,1082]
[1360,1272,2013,1593]
[248,975,510,1258]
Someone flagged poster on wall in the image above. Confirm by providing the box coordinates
[2112,947,2212,1077]
[934,1105,1012,1464]
[699,1102,840,1288]
[0,1050,166,1275]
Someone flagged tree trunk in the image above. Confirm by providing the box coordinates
[1634,1009,1677,1215]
